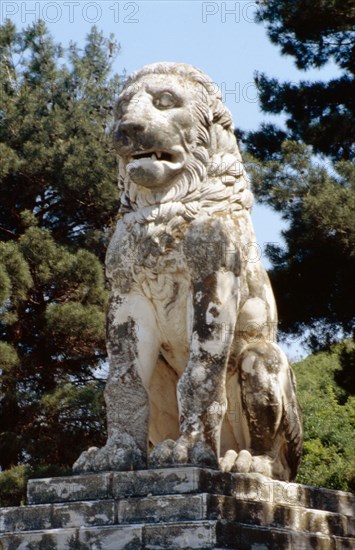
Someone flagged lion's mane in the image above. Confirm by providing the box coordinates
[116,62,253,229]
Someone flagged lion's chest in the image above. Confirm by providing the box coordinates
[106,219,192,321]
[105,211,250,371]
[106,212,243,290]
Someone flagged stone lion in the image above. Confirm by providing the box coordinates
[73,62,303,481]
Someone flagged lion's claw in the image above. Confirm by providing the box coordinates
[72,446,100,474]
[189,440,218,468]
[219,449,273,477]
[149,438,218,469]
[149,439,175,467]
[73,443,145,473]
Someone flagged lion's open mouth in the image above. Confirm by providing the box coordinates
[130,150,175,163]
[124,146,186,187]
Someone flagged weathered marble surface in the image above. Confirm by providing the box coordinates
[73,62,303,481]
[28,467,355,517]
[1,468,354,549]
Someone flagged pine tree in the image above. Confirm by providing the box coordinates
[248,142,355,350]
[242,0,355,349]
[0,20,120,485]
[247,0,354,161]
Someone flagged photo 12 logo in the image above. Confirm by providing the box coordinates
[1,2,140,24]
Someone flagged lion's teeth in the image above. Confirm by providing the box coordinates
[156,151,162,159]
[151,153,157,160]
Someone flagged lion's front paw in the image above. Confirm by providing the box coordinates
[72,446,100,474]
[188,440,218,468]
[219,449,273,477]
[149,437,218,469]
[73,442,146,473]
[149,439,175,468]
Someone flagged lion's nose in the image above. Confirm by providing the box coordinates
[116,120,146,141]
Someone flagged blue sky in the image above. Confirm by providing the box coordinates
[1,1,339,358]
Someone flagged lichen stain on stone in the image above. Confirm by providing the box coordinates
[193,274,219,341]
[107,316,138,363]
[208,305,219,318]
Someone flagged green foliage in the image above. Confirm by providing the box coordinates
[0,465,28,506]
[0,463,71,507]
[248,141,355,349]
[335,341,355,395]
[294,342,355,490]
[250,0,354,160]
[0,20,120,481]
[0,20,120,251]
[255,0,354,71]
[0,342,19,372]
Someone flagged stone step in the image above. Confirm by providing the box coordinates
[117,494,355,537]
[1,494,353,538]
[217,522,355,550]
[0,521,354,549]
[27,467,354,517]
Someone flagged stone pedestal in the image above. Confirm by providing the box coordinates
[0,467,354,549]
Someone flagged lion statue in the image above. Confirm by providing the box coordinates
[73,62,303,481]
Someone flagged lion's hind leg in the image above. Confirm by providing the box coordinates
[221,341,303,481]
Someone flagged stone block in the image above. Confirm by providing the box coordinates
[311,485,355,517]
[117,494,238,525]
[111,467,227,499]
[217,522,350,550]
[27,472,112,504]
[334,536,355,549]
[230,500,353,537]
[51,500,115,529]
[230,473,355,516]
[217,521,288,549]
[118,494,206,524]
[0,504,52,533]
[144,521,217,549]
[78,524,143,549]
[0,527,77,549]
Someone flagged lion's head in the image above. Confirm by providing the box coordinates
[113,63,252,219]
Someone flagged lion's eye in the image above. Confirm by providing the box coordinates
[116,100,128,114]
[154,92,176,109]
